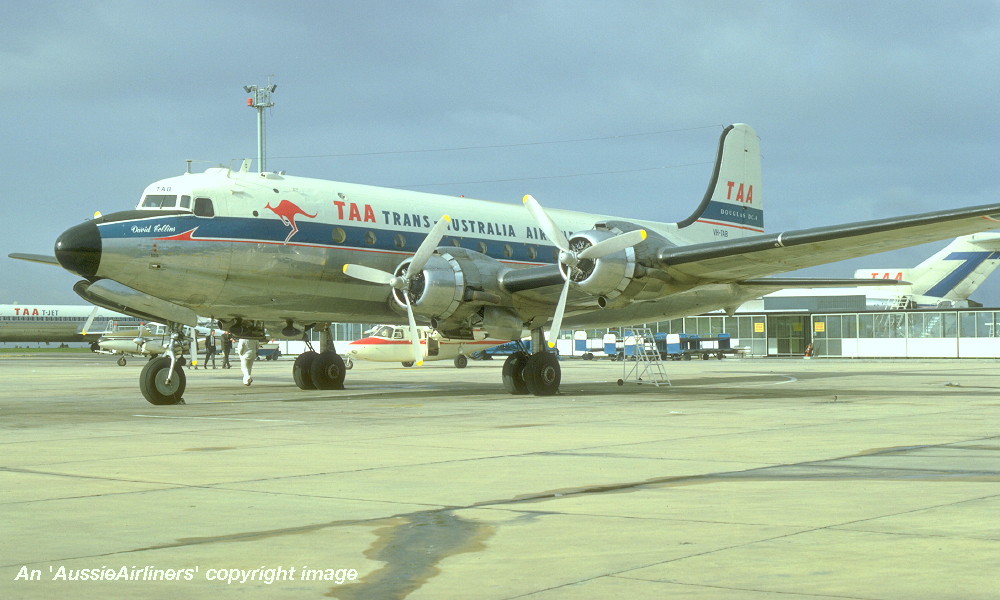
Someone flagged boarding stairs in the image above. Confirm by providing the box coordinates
[618,327,671,387]
[889,295,913,310]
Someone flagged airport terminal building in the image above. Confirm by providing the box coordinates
[613,300,1000,359]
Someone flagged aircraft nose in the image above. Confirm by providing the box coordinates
[55,220,102,278]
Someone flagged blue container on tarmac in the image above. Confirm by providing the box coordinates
[603,333,617,356]
[624,333,637,357]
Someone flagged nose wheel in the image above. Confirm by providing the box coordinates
[139,356,186,405]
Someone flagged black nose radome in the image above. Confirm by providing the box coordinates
[55,220,102,278]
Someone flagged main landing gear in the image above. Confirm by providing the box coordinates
[501,329,561,396]
[292,325,346,391]
[133,321,557,404]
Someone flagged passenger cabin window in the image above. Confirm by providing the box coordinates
[193,197,214,217]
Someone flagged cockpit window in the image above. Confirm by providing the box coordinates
[374,326,393,338]
[392,329,404,340]
[141,194,176,208]
[179,195,191,209]
[193,197,214,217]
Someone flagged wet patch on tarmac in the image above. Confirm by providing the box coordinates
[331,511,493,600]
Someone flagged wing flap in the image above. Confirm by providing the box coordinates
[658,203,1000,281]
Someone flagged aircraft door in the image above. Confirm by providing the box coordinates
[190,195,233,306]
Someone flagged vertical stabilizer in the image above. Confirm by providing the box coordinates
[677,123,762,239]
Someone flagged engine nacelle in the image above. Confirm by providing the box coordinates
[563,228,639,304]
[391,253,466,322]
[390,248,514,338]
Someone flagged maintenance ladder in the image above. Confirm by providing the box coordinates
[617,328,671,387]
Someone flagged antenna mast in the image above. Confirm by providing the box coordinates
[243,78,276,172]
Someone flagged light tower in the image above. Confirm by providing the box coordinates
[243,80,276,172]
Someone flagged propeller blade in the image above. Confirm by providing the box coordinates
[547,276,572,349]
[578,229,647,259]
[343,263,395,285]
[402,293,423,366]
[81,305,99,336]
[406,215,452,278]
[522,195,570,251]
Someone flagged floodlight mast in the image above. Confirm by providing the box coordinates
[244,81,276,172]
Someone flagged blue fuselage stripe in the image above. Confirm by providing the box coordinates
[98,215,560,266]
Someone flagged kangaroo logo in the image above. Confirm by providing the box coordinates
[265,200,317,244]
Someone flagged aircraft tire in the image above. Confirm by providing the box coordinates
[501,352,530,394]
[310,351,346,390]
[454,355,468,369]
[117,356,127,366]
[293,351,318,390]
[523,352,560,396]
[139,357,186,405]
[401,361,415,367]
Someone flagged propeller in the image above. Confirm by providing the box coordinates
[342,215,453,366]
[522,194,647,347]
[81,305,99,336]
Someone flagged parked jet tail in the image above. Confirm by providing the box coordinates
[676,123,762,238]
[854,232,1000,302]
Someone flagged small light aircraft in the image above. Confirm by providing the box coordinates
[344,325,506,368]
[95,322,175,365]
[95,321,223,366]
[13,123,1000,404]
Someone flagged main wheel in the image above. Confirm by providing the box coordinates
[139,357,186,405]
[117,356,127,366]
[311,351,346,390]
[523,352,561,396]
[453,354,468,369]
[501,352,529,394]
[293,351,318,390]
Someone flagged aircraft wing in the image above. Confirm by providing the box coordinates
[658,203,1000,282]
[737,278,909,287]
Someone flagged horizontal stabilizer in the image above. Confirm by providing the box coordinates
[8,253,60,266]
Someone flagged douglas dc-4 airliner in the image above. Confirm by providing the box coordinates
[11,124,1000,404]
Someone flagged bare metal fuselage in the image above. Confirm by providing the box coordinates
[75,168,753,335]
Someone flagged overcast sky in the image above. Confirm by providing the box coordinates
[3,0,998,307]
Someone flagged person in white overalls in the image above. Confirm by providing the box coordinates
[236,338,261,386]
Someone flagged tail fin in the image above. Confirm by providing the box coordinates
[854,233,1000,301]
[677,123,762,238]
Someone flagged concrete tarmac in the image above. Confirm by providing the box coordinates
[2,353,999,599]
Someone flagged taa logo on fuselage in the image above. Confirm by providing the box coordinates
[265,200,318,244]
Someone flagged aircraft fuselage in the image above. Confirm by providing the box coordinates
[55,168,743,335]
